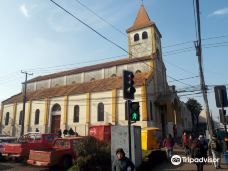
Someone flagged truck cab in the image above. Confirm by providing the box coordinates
[2,133,58,160]
[27,137,82,169]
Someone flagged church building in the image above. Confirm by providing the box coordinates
[0,5,185,137]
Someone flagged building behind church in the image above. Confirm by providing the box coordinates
[0,5,192,138]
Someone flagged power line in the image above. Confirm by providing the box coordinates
[168,76,199,83]
[162,34,228,49]
[50,0,128,54]
[49,0,195,88]
[73,0,127,37]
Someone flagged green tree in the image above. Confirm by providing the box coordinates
[186,98,202,126]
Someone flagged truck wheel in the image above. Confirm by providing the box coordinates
[62,156,72,169]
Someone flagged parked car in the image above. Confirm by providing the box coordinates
[2,132,58,160]
[0,135,17,160]
[27,137,83,169]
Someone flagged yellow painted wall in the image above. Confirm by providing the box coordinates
[141,84,148,121]
[63,96,68,125]
[112,89,117,123]
[12,103,17,126]
[44,98,49,126]
[86,93,90,123]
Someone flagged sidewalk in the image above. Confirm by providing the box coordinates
[152,146,228,171]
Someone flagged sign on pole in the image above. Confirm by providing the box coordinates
[214,85,228,108]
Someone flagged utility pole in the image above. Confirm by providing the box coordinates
[194,0,213,136]
[20,70,33,136]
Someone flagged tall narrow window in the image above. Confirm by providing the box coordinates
[74,105,80,123]
[5,112,9,126]
[134,33,139,42]
[35,109,40,125]
[19,111,23,125]
[150,101,153,120]
[97,103,104,121]
[142,31,148,39]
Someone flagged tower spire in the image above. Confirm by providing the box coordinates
[126,4,154,33]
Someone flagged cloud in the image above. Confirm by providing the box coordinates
[19,3,37,18]
[20,3,29,17]
[210,7,228,16]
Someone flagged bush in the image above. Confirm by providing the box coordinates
[70,136,111,171]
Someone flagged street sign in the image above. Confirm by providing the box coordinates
[214,85,228,108]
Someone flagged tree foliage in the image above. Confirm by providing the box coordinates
[186,98,202,125]
[70,136,111,171]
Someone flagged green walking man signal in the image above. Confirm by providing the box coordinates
[130,102,140,121]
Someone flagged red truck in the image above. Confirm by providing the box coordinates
[27,137,82,169]
[2,132,58,160]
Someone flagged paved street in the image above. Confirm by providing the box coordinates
[0,161,66,171]
[152,153,228,171]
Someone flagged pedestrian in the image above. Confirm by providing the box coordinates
[112,148,135,171]
[198,134,208,159]
[163,134,175,159]
[57,129,62,138]
[191,139,205,171]
[173,124,177,139]
[183,132,189,155]
[208,134,223,169]
[188,133,193,154]
[35,128,39,132]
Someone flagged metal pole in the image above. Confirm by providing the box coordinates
[127,100,132,160]
[195,0,213,136]
[20,71,33,136]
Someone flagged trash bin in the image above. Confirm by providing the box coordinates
[141,127,161,150]
[224,152,228,164]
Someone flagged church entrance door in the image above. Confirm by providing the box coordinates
[51,115,61,134]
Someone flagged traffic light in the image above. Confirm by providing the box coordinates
[130,102,140,121]
[123,70,136,100]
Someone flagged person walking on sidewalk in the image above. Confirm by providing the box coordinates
[208,135,223,169]
[191,139,205,171]
[183,132,189,156]
[112,148,135,171]
[163,134,175,159]
[198,134,208,159]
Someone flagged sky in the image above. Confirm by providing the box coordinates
[0,0,228,121]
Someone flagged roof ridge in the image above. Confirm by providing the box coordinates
[27,55,152,83]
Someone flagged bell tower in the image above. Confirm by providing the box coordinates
[127,5,162,59]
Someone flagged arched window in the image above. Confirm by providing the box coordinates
[5,112,9,126]
[71,81,76,84]
[97,102,104,121]
[52,104,61,115]
[74,105,79,123]
[142,31,148,39]
[135,70,142,74]
[55,84,59,87]
[111,74,117,78]
[19,111,23,125]
[90,78,95,81]
[134,33,139,42]
[35,109,40,125]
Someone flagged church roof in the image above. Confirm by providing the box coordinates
[27,55,152,83]
[126,5,155,33]
[3,72,151,104]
